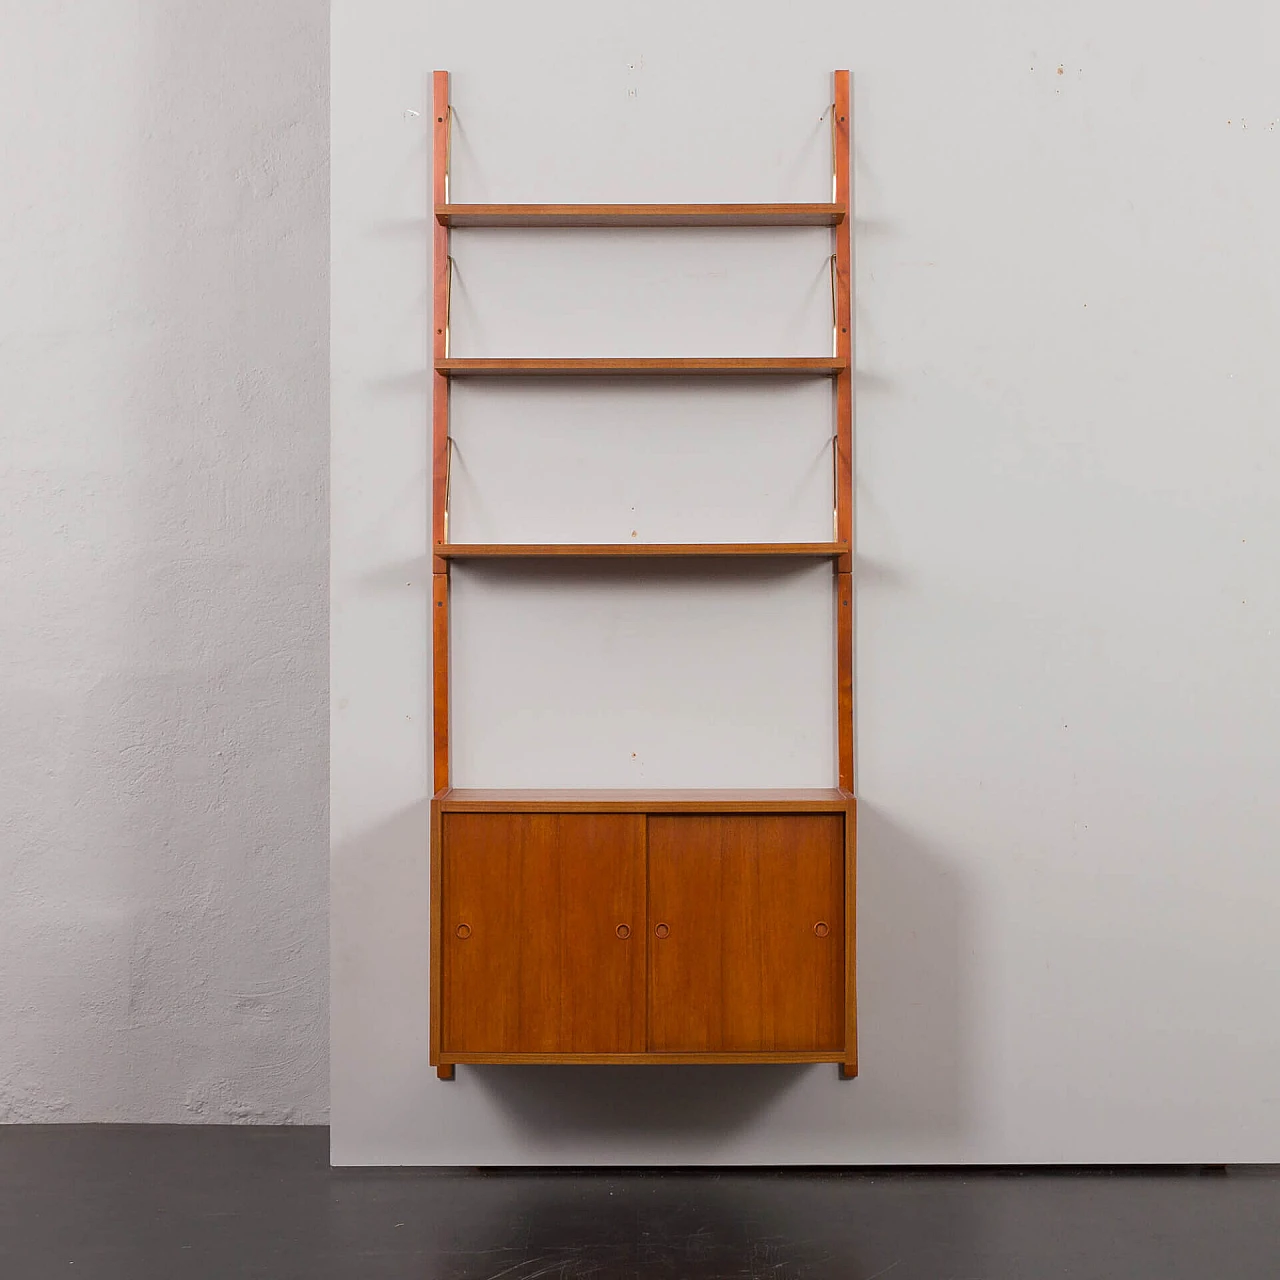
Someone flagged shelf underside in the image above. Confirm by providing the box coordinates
[436,357,845,377]
[435,542,847,560]
[436,788,855,813]
[436,203,846,227]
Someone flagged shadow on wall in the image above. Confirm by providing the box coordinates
[331,800,433,1142]
[471,1064,804,1141]
[851,803,972,1144]
[471,802,972,1151]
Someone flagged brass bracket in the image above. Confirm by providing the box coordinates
[444,255,455,358]
[831,435,839,539]
[444,104,454,203]
[444,435,455,543]
[829,254,839,357]
[829,102,838,202]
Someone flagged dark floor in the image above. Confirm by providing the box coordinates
[1,1127,1277,1279]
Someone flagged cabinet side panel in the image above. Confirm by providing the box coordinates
[844,802,858,1074]
[430,798,443,1064]
[648,814,844,1053]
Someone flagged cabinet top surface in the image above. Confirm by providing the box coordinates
[436,788,855,813]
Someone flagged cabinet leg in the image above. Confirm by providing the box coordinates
[437,1064,455,1081]
[839,1062,857,1080]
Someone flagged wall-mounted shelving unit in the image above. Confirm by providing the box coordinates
[429,70,855,1080]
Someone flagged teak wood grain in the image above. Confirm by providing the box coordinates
[432,573,449,793]
[647,814,845,1054]
[431,70,451,787]
[434,542,847,560]
[837,571,853,796]
[435,357,845,377]
[440,813,646,1055]
[435,203,847,227]
[833,70,855,789]
[437,789,854,813]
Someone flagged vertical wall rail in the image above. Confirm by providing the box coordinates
[432,70,451,793]
[832,70,854,794]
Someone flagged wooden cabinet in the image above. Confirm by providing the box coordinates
[433,796,856,1072]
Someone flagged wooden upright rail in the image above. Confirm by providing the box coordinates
[832,70,854,794]
[432,72,452,794]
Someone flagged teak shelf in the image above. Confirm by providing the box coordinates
[434,542,849,560]
[436,357,845,377]
[430,71,856,1081]
[436,203,847,227]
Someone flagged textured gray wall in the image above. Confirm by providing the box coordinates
[0,2,328,1122]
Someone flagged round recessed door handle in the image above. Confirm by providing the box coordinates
[616,923,631,940]
[654,922,670,939]
[455,923,472,940]
[813,921,830,938]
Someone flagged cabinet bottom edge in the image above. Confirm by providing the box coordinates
[435,1051,847,1065]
